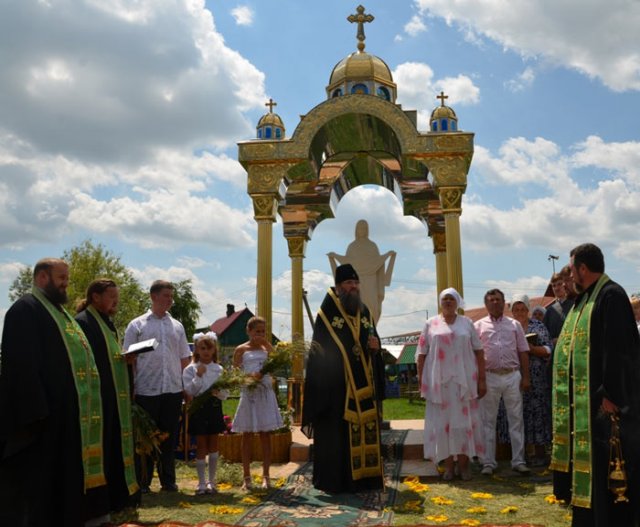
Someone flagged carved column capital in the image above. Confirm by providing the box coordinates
[438,186,464,214]
[287,236,307,258]
[251,194,278,221]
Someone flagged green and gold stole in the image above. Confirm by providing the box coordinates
[32,288,105,490]
[318,288,382,481]
[87,305,139,495]
[550,273,609,508]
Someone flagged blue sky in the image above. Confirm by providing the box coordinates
[1,0,639,340]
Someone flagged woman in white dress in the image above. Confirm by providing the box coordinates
[231,316,283,490]
[416,288,486,481]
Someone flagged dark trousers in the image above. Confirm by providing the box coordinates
[134,392,183,489]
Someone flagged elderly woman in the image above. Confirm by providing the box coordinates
[416,288,486,481]
[510,294,553,466]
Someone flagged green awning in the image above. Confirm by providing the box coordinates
[397,343,417,365]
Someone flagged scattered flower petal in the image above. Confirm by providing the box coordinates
[460,520,481,526]
[500,505,519,513]
[466,506,487,514]
[178,501,192,509]
[471,492,494,499]
[425,514,448,523]
[431,496,454,505]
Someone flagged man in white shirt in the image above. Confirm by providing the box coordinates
[123,280,191,493]
[474,288,531,476]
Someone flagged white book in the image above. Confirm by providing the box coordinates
[124,338,159,355]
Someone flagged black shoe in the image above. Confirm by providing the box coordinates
[140,486,151,494]
[161,483,179,492]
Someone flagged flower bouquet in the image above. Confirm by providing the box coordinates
[246,340,296,390]
[131,403,168,457]
[187,366,247,416]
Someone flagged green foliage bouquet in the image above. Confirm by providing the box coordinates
[186,367,248,416]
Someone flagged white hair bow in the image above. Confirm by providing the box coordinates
[193,331,217,342]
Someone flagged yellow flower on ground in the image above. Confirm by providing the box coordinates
[398,499,422,511]
[274,477,286,488]
[500,505,519,513]
[470,492,494,499]
[460,519,481,526]
[410,482,431,493]
[178,501,192,508]
[466,506,487,514]
[545,494,565,504]
[209,505,244,515]
[403,475,420,485]
[425,514,448,523]
[241,495,261,504]
[431,496,454,505]
[216,482,232,491]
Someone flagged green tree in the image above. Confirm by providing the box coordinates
[62,239,148,335]
[8,265,33,302]
[170,279,202,340]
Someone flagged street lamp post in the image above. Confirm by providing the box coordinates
[548,254,559,274]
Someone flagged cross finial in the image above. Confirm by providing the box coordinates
[265,98,277,113]
[347,5,374,53]
[437,91,448,107]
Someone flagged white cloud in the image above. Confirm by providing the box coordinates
[0,0,265,164]
[414,0,640,91]
[393,62,480,129]
[0,262,27,284]
[67,192,255,250]
[404,14,427,36]
[505,66,536,92]
[462,135,640,259]
[231,5,254,26]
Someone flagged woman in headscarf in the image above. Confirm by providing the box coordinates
[510,294,553,466]
[415,288,486,481]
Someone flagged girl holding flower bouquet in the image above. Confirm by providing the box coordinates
[182,332,228,495]
[231,316,282,490]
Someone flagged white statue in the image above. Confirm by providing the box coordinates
[328,219,396,324]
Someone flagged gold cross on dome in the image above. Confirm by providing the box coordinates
[437,91,449,106]
[347,5,374,52]
[265,98,277,113]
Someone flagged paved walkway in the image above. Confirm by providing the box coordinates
[268,419,433,480]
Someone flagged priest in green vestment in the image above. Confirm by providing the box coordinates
[0,258,105,527]
[551,243,640,527]
[76,279,139,517]
[302,263,385,493]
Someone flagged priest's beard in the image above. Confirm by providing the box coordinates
[338,289,363,316]
[43,282,68,305]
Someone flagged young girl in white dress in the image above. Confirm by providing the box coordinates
[231,316,283,490]
[182,332,228,495]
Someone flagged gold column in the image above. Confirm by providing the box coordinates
[286,236,306,425]
[432,231,448,300]
[438,186,465,298]
[252,195,278,337]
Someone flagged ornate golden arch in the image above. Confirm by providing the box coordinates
[238,93,473,420]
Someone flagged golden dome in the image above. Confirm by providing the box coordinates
[328,51,394,87]
[257,112,284,128]
[431,105,457,120]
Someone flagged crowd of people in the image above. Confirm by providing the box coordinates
[1,244,639,527]
[0,263,283,527]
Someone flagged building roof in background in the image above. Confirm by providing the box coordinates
[210,306,252,336]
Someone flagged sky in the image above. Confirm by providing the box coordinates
[1,0,639,342]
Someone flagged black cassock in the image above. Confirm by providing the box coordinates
[0,294,102,526]
[553,280,640,527]
[76,308,137,513]
[301,288,385,493]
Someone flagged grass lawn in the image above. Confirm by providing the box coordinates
[116,459,571,527]
[222,395,425,422]
[117,396,570,526]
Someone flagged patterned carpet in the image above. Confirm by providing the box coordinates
[234,429,408,527]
